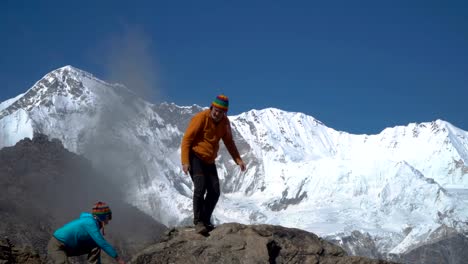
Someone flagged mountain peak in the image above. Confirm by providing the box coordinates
[58,65,80,71]
[236,107,322,125]
[0,67,92,118]
[0,66,118,119]
[51,65,100,82]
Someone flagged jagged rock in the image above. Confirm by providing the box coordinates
[325,230,385,260]
[0,237,44,264]
[131,223,399,264]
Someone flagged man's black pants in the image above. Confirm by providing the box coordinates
[189,152,220,225]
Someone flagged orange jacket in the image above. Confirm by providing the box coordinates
[181,109,242,165]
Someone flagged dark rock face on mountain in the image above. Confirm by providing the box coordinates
[131,223,399,264]
[325,231,385,260]
[0,134,167,262]
[393,232,468,264]
[0,237,44,264]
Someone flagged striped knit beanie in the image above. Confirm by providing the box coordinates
[92,201,112,222]
[211,94,229,112]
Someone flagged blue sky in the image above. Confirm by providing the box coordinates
[1,0,467,134]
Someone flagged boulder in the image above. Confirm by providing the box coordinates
[131,223,399,264]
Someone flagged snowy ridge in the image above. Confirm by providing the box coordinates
[1,65,468,258]
[0,93,24,112]
[231,108,337,161]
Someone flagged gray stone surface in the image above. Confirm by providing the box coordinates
[131,223,399,264]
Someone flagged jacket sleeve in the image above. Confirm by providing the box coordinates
[181,113,204,165]
[84,221,118,258]
[222,120,243,165]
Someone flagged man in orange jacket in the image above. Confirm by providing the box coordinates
[181,94,247,234]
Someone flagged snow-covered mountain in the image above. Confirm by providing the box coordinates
[1,66,467,261]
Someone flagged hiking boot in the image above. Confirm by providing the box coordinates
[195,222,208,234]
[204,222,215,232]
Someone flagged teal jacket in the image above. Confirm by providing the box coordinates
[53,212,118,258]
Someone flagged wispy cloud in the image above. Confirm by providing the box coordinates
[102,24,162,102]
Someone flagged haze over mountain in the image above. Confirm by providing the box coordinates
[1,66,467,263]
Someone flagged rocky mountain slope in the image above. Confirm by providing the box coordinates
[0,133,167,262]
[0,237,43,264]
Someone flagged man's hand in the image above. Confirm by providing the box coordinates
[238,160,247,172]
[182,164,190,175]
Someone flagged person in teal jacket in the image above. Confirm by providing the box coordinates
[47,202,125,264]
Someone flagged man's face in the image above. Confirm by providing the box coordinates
[103,215,111,225]
[210,107,225,122]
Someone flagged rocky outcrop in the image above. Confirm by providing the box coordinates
[393,232,468,264]
[0,238,44,264]
[325,230,386,260]
[131,223,399,264]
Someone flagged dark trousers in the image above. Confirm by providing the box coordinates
[189,152,220,225]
